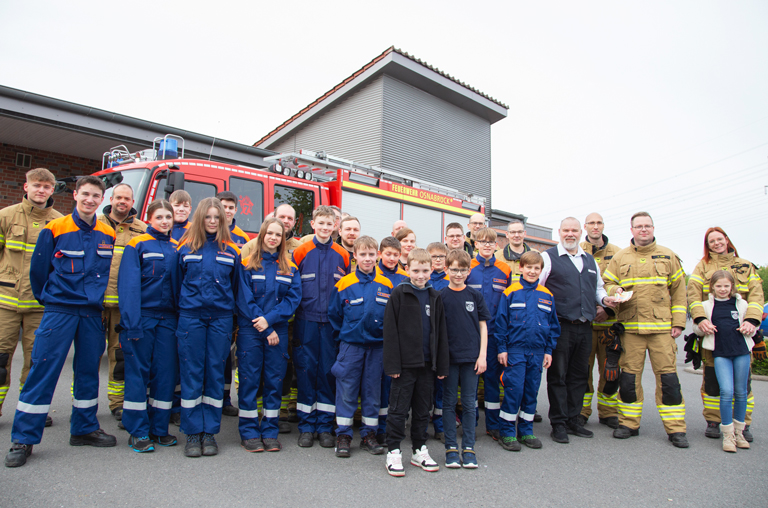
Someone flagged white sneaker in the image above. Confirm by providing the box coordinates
[411,445,439,472]
[386,449,405,477]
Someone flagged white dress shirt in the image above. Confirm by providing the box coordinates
[539,243,609,313]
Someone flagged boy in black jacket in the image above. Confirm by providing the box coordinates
[383,249,449,477]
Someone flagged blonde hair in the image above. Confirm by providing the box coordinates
[353,235,378,253]
[26,168,56,185]
[475,227,497,243]
[407,248,431,267]
[246,218,290,274]
[179,198,231,253]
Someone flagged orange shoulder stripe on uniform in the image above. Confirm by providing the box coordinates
[241,256,250,267]
[336,272,360,291]
[536,284,553,296]
[470,259,480,269]
[170,238,178,246]
[494,259,512,277]
[396,267,408,276]
[46,215,80,237]
[93,219,116,239]
[331,242,351,265]
[503,282,524,296]
[225,242,241,255]
[288,260,298,271]
[292,240,315,267]
[374,274,394,289]
[127,233,156,248]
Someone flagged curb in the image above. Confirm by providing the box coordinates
[684,366,768,381]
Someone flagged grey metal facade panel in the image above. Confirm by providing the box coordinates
[381,75,492,211]
[267,76,384,167]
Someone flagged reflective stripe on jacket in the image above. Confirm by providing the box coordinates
[98,207,147,307]
[328,268,393,346]
[292,236,350,322]
[238,251,301,335]
[495,278,560,354]
[177,235,241,317]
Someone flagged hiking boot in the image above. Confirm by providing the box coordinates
[111,408,123,421]
[360,433,385,455]
[550,424,569,443]
[742,424,754,443]
[221,405,238,417]
[519,435,543,449]
[70,429,117,447]
[566,420,594,438]
[445,449,461,468]
[668,432,689,448]
[335,434,352,458]
[318,432,335,448]
[533,412,543,423]
[263,438,282,452]
[386,449,405,477]
[201,433,218,456]
[486,429,500,441]
[169,413,181,426]
[705,421,721,438]
[150,434,177,447]
[462,448,478,468]
[599,417,619,429]
[613,425,639,439]
[241,438,265,452]
[45,415,52,427]
[298,432,314,447]
[4,443,32,467]
[500,436,521,451]
[128,436,154,453]
[278,421,291,434]
[184,433,202,457]
[376,433,386,445]
[411,445,439,472]
[575,415,588,427]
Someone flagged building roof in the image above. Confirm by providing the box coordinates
[254,46,508,148]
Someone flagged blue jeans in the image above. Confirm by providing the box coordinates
[443,362,479,451]
[713,354,750,426]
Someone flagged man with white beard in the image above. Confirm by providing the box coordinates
[539,217,616,444]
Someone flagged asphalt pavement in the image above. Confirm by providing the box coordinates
[1,330,766,508]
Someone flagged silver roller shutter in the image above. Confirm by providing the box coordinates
[341,190,401,244]
[402,204,442,247]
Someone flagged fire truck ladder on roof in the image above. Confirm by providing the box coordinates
[263,150,485,207]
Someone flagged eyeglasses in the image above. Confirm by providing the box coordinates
[585,221,604,227]
[478,241,495,246]
[446,234,463,239]
[507,230,525,235]
[448,268,469,274]
[469,222,485,227]
[632,225,654,230]
[431,255,446,260]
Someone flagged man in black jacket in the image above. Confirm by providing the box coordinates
[383,249,449,477]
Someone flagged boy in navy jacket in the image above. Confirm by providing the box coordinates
[495,251,560,451]
[328,236,392,458]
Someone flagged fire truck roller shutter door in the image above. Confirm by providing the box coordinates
[402,204,442,245]
[341,190,401,241]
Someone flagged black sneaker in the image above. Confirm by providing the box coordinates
[70,429,117,447]
[533,412,543,423]
[111,408,123,421]
[117,421,125,431]
[434,431,445,443]
[486,429,500,441]
[360,433,385,455]
[45,415,52,427]
[613,425,639,439]
[222,405,239,417]
[550,424,569,443]
[575,415,588,427]
[263,438,282,452]
[4,443,32,467]
[499,436,521,451]
[278,421,291,434]
[241,438,265,452]
[201,433,218,456]
[599,417,619,429]
[566,420,594,438]
[128,435,154,453]
[704,421,721,438]
[169,413,181,426]
[298,432,314,447]
[318,432,335,448]
[668,432,689,448]
[149,434,178,447]
[184,433,202,457]
[519,435,543,449]
[335,434,352,458]
[376,433,386,445]
[743,425,754,443]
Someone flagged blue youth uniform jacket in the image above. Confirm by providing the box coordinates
[328,267,393,347]
[376,261,408,288]
[171,219,189,242]
[30,208,116,313]
[238,251,302,336]
[177,233,242,318]
[466,254,512,335]
[291,236,350,322]
[430,270,450,291]
[229,219,250,249]
[495,277,560,355]
[117,226,181,337]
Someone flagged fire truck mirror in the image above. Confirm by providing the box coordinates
[164,171,185,199]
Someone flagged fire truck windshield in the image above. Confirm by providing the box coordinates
[96,169,151,217]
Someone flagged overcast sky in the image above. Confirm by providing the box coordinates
[1,1,766,268]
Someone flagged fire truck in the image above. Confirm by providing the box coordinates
[87,135,485,244]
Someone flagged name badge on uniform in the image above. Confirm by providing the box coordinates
[465,301,474,312]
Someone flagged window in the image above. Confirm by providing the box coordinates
[16,153,31,168]
[96,169,151,217]
[229,177,264,234]
[152,176,217,211]
[274,184,315,236]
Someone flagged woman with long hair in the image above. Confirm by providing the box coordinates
[687,226,764,442]
[176,197,244,457]
[237,218,301,453]
[118,199,181,453]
